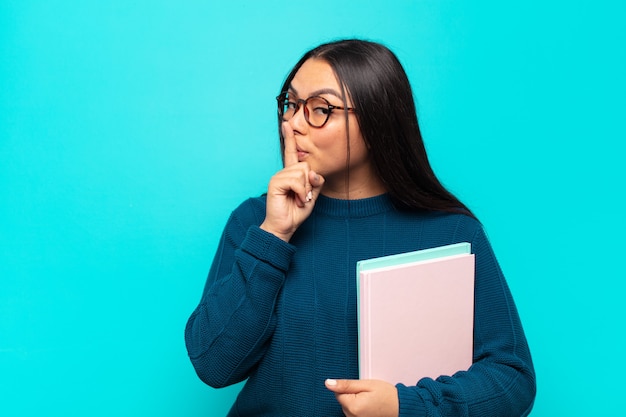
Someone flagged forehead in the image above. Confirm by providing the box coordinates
[289,58,342,97]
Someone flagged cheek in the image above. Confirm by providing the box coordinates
[314,129,346,152]
[348,130,369,159]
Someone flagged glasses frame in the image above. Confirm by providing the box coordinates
[276,93,355,128]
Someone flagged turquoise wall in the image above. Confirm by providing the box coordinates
[1,1,624,415]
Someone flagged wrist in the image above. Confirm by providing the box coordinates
[260,222,293,242]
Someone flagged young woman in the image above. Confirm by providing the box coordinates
[185,39,536,416]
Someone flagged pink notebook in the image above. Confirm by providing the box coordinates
[357,243,475,385]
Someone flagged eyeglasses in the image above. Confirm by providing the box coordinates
[276,93,354,128]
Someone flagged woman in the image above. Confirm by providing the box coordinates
[185,39,536,416]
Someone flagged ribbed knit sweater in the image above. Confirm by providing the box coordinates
[185,194,535,416]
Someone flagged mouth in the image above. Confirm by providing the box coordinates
[296,146,308,160]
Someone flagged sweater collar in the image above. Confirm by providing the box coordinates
[313,193,395,218]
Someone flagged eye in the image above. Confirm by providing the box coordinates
[311,105,330,115]
[281,99,298,115]
[308,97,330,115]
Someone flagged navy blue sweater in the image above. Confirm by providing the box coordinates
[185,194,535,416]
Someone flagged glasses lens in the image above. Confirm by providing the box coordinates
[306,97,330,127]
[278,94,295,121]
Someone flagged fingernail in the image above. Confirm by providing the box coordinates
[306,191,313,202]
[325,379,337,386]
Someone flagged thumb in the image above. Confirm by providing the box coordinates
[325,379,369,394]
[308,170,325,192]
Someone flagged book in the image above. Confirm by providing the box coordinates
[357,242,475,385]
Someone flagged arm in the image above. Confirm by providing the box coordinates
[327,226,536,416]
[184,203,296,387]
[395,226,536,416]
[185,123,325,388]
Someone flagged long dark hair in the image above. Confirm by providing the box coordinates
[278,39,475,219]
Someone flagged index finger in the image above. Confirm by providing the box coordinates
[282,122,298,167]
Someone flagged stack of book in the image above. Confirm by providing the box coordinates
[357,242,475,385]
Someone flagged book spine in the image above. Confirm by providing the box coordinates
[359,273,371,379]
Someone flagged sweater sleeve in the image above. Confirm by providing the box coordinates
[184,199,296,388]
[396,226,536,416]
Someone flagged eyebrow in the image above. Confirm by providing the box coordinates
[288,85,343,99]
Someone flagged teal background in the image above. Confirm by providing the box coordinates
[1,1,624,415]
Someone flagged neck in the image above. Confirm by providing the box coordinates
[320,174,387,200]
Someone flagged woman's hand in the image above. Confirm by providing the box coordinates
[325,379,399,417]
[260,123,325,242]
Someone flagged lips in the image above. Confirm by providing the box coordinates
[296,146,308,160]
